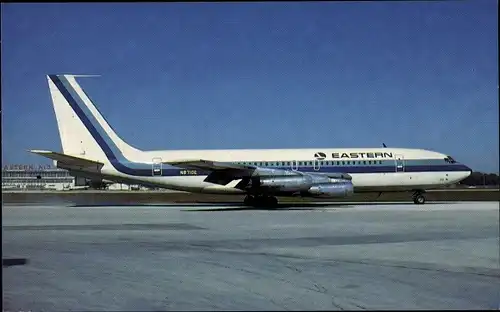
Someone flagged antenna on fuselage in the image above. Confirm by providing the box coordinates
[382,143,387,148]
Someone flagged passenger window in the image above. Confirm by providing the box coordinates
[287,162,290,166]
[342,161,345,165]
[309,162,313,166]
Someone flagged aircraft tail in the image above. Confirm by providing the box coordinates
[46,74,142,164]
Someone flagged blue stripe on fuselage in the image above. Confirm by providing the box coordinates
[49,75,470,177]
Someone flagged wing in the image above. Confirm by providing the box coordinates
[164,159,256,172]
[164,159,257,186]
[165,159,352,186]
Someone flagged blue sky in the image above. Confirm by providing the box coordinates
[1,1,498,173]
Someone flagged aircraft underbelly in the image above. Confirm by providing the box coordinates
[350,171,466,188]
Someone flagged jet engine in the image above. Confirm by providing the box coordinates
[255,176,325,192]
[307,182,354,197]
[251,175,354,197]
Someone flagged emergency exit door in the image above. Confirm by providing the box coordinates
[152,157,162,176]
[313,159,321,171]
[395,154,405,172]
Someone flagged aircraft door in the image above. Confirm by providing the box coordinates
[395,154,405,172]
[152,157,162,176]
[291,160,298,171]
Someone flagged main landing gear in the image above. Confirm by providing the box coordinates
[244,195,278,208]
[412,190,426,205]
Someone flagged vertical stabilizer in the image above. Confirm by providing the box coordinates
[47,74,142,163]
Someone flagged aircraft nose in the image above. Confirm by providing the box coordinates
[461,164,473,178]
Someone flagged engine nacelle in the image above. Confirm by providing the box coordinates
[253,175,354,194]
[307,182,354,198]
[255,176,318,192]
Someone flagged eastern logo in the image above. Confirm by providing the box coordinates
[314,152,326,160]
[313,152,394,159]
[332,152,393,159]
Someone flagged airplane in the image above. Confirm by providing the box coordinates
[30,74,472,206]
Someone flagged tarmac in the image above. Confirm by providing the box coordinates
[3,188,499,205]
[2,202,499,311]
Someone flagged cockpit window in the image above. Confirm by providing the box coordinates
[444,156,457,163]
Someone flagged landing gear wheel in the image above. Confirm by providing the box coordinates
[413,194,426,205]
[266,196,278,208]
[249,196,278,208]
[244,195,254,206]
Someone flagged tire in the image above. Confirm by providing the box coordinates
[413,194,425,205]
[267,196,278,208]
[250,196,278,208]
[244,195,254,206]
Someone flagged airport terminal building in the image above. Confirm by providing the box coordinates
[1,164,148,191]
[2,164,74,190]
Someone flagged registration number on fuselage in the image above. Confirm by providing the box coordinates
[180,170,198,175]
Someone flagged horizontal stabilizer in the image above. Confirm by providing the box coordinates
[29,150,104,168]
[164,159,255,172]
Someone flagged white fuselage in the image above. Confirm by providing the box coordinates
[91,147,471,194]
